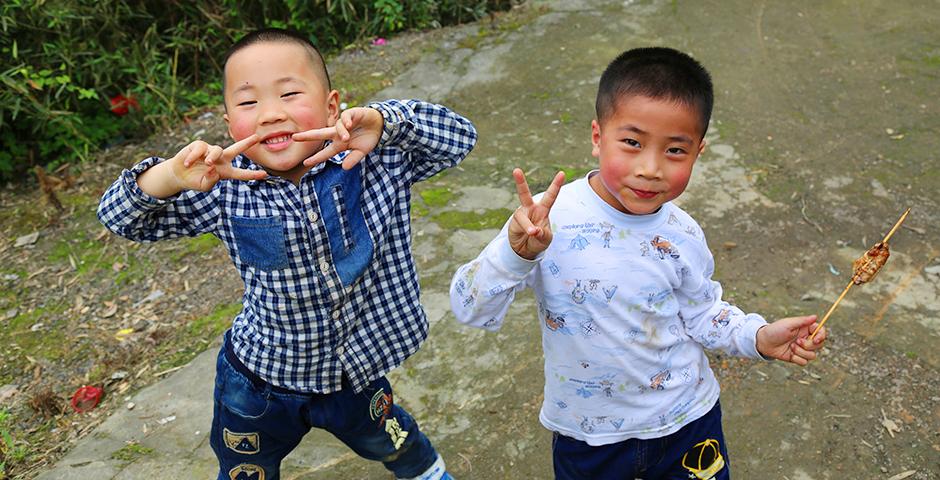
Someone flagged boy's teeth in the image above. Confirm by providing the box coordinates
[264,135,290,144]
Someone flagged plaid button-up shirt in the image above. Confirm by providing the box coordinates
[98,100,477,393]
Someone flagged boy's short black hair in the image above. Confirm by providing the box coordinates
[223,28,331,91]
[595,47,713,138]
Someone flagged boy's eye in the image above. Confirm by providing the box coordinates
[237,100,256,107]
[282,91,301,98]
[667,147,687,155]
[624,138,641,148]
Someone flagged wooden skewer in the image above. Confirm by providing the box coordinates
[809,207,911,340]
[810,279,854,339]
[880,207,910,244]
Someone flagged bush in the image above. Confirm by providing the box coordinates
[0,0,513,182]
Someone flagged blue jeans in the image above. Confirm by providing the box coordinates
[209,337,438,480]
[552,400,730,480]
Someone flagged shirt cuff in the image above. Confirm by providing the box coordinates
[738,313,770,360]
[494,236,542,278]
[120,157,179,209]
[368,100,411,147]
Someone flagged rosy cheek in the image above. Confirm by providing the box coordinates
[668,171,692,196]
[229,119,255,142]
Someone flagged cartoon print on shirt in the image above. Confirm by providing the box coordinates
[711,309,731,328]
[547,260,561,277]
[571,280,586,304]
[539,303,575,335]
[649,369,672,390]
[600,221,614,248]
[603,285,618,302]
[650,235,680,260]
[454,261,481,307]
[668,212,682,227]
[569,234,590,251]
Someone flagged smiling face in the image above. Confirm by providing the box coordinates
[223,41,339,182]
[589,95,706,215]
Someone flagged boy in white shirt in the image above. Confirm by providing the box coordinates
[449,47,827,479]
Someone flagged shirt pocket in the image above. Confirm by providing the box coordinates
[231,215,289,271]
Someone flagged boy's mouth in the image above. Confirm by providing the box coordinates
[630,187,659,199]
[261,132,293,151]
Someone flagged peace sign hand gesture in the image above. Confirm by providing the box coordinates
[293,107,384,170]
[170,135,267,192]
[137,135,267,199]
[509,168,565,260]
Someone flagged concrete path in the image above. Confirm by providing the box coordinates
[38,0,940,478]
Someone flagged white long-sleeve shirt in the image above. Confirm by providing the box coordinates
[449,173,767,446]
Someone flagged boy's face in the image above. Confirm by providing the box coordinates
[223,41,339,180]
[590,95,706,215]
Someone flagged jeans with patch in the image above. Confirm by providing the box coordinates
[209,335,438,480]
[552,400,730,480]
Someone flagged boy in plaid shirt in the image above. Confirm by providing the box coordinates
[99,28,476,480]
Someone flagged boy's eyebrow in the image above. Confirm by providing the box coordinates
[231,77,305,95]
[618,125,693,145]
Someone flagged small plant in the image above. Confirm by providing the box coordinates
[0,409,30,475]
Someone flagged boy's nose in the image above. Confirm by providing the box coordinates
[259,105,288,125]
[634,151,662,179]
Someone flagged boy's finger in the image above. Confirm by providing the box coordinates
[219,165,268,182]
[513,168,535,208]
[336,117,351,142]
[539,171,566,210]
[303,143,343,167]
[805,324,826,346]
[341,150,365,170]
[293,127,336,142]
[222,135,260,161]
[512,207,539,236]
[183,142,207,168]
[204,145,224,166]
[790,342,817,361]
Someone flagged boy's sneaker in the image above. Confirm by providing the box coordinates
[400,455,450,480]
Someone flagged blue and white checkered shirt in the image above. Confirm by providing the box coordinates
[98,99,477,393]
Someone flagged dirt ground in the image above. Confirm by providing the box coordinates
[3,0,939,478]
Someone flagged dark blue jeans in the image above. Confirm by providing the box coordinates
[553,400,730,480]
[209,338,438,480]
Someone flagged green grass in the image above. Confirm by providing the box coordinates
[432,208,512,230]
[172,234,221,261]
[419,187,457,207]
[111,442,154,462]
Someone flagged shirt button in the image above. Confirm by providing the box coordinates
[307,211,319,223]
[331,309,341,320]
[335,345,346,356]
[319,261,331,274]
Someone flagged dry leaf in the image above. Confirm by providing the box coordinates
[887,471,916,480]
[100,302,118,319]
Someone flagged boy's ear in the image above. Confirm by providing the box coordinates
[696,138,707,157]
[223,112,236,141]
[591,119,602,158]
[326,90,340,126]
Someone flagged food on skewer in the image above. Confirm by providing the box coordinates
[809,207,910,340]
[851,242,890,285]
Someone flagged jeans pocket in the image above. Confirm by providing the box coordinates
[231,215,289,271]
[218,357,271,420]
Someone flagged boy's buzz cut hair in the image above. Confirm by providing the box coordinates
[595,47,713,138]
[223,27,331,92]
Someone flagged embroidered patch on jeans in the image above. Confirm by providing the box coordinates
[223,428,260,454]
[681,438,725,479]
[369,388,393,424]
[228,463,265,480]
[385,417,409,450]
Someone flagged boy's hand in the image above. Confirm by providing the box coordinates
[171,135,266,192]
[294,107,384,170]
[756,315,826,366]
[509,168,565,260]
